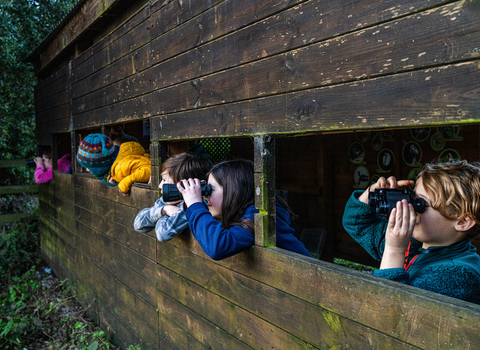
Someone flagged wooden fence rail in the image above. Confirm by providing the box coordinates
[0,159,38,223]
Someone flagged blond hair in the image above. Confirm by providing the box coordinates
[419,160,480,239]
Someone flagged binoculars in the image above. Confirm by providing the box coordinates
[368,188,426,217]
[26,160,36,168]
[162,182,212,202]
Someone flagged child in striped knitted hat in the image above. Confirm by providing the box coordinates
[77,133,150,194]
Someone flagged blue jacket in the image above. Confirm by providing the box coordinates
[186,201,313,260]
[343,191,480,304]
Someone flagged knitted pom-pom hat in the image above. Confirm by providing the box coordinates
[77,133,117,186]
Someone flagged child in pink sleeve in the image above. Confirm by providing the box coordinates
[34,153,72,184]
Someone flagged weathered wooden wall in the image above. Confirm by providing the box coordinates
[33,0,480,348]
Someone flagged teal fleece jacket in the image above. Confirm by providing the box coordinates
[342,191,480,304]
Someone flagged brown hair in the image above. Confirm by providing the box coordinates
[161,152,212,183]
[42,146,52,159]
[208,159,255,231]
[419,160,480,239]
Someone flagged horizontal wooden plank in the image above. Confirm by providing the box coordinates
[0,159,29,168]
[36,101,70,121]
[76,234,156,306]
[75,204,156,258]
[71,0,454,124]
[72,44,151,101]
[148,0,453,93]
[151,61,480,139]
[157,243,418,350]
[36,117,71,134]
[71,6,152,85]
[52,171,74,189]
[34,0,120,74]
[157,263,321,350]
[74,190,141,228]
[149,0,304,66]
[105,290,159,349]
[74,171,157,210]
[162,231,480,350]
[40,214,75,249]
[0,185,38,195]
[0,212,34,223]
[72,93,151,129]
[98,303,144,350]
[35,66,69,101]
[76,219,156,281]
[157,289,251,350]
[150,0,480,115]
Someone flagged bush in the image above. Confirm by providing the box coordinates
[0,213,141,349]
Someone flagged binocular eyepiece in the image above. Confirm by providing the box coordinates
[368,188,426,217]
[162,182,212,202]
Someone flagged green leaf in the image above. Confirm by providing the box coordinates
[87,341,99,350]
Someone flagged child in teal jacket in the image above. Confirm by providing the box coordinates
[343,160,480,304]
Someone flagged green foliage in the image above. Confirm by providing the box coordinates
[0,0,77,185]
[0,214,141,349]
[0,212,40,282]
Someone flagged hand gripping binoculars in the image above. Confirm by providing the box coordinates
[162,182,212,202]
[368,188,426,217]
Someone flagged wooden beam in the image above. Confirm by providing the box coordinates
[0,213,33,223]
[150,61,480,139]
[0,185,39,195]
[254,135,276,247]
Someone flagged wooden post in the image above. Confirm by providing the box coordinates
[254,135,276,247]
[150,141,168,190]
[102,125,111,138]
[52,134,58,171]
[71,131,82,173]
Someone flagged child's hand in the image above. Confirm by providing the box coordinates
[358,176,414,204]
[162,205,180,217]
[34,157,44,168]
[119,187,130,197]
[380,199,416,269]
[177,178,203,208]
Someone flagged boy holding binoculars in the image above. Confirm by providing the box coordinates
[343,160,480,304]
[134,152,212,242]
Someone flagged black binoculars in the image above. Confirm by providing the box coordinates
[368,188,426,217]
[26,160,36,168]
[162,182,212,202]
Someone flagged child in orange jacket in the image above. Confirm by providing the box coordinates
[76,133,150,194]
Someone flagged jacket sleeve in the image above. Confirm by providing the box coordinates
[186,202,255,260]
[155,207,189,242]
[34,166,53,184]
[118,165,151,193]
[133,198,165,233]
[342,190,388,260]
[374,264,480,304]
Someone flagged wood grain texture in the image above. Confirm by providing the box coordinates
[151,61,480,140]
[157,289,251,350]
[156,244,420,350]
[160,231,480,350]
[150,0,480,114]
[157,263,321,350]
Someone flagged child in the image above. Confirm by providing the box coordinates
[76,133,150,194]
[177,159,313,260]
[134,152,212,242]
[342,160,480,304]
[34,147,72,184]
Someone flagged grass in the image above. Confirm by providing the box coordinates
[0,210,141,350]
